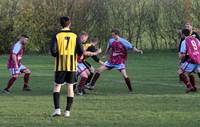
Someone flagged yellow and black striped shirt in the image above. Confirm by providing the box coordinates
[50,29,83,72]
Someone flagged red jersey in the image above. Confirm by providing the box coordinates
[109,41,127,64]
[185,36,200,64]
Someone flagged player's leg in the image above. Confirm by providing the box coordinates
[197,66,200,78]
[77,63,89,95]
[64,72,77,117]
[83,61,94,84]
[188,73,197,92]
[177,62,194,93]
[52,71,65,117]
[89,65,109,89]
[177,69,192,92]
[21,65,32,91]
[78,69,90,95]
[52,84,62,116]
[119,68,133,92]
[86,66,94,84]
[188,65,199,92]
[3,68,19,93]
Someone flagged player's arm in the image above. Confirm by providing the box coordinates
[179,52,186,59]
[133,47,143,54]
[121,38,143,54]
[12,43,21,69]
[50,36,58,57]
[87,46,104,64]
[179,40,186,60]
[76,37,101,57]
[102,40,112,59]
[104,42,111,56]
[12,54,19,69]
[84,49,102,56]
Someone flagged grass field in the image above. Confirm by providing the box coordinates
[1,51,200,127]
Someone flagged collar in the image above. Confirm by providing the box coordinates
[61,27,70,31]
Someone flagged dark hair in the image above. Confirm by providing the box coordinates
[60,16,71,27]
[91,37,98,43]
[79,31,88,36]
[182,29,190,36]
[21,34,29,38]
[111,28,120,35]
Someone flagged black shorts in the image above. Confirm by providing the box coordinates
[54,71,77,85]
[83,61,92,69]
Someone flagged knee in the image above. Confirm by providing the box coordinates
[80,72,88,79]
[96,68,102,73]
[53,85,61,92]
[13,75,19,78]
[27,69,31,74]
[90,67,95,73]
[177,69,183,75]
[24,69,31,74]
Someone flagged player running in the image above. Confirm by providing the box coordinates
[2,34,31,94]
[77,33,102,95]
[178,28,200,93]
[88,28,143,92]
[51,16,101,117]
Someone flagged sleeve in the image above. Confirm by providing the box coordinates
[108,38,114,48]
[12,43,21,54]
[50,35,58,57]
[180,40,186,53]
[87,46,100,63]
[76,36,84,56]
[120,38,134,49]
[198,40,200,46]
[178,38,184,52]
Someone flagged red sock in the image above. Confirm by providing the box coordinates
[124,77,133,92]
[179,73,192,88]
[5,77,17,90]
[24,73,30,87]
[189,75,196,88]
[90,73,100,86]
[79,77,88,91]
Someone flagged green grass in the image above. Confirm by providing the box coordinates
[1,51,200,127]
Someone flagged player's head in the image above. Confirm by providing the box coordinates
[185,22,192,33]
[111,28,120,40]
[91,37,98,46]
[80,31,89,43]
[60,16,71,28]
[182,28,190,37]
[20,34,29,45]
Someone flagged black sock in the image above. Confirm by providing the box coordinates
[66,97,74,111]
[86,72,94,84]
[53,92,60,109]
[73,84,77,91]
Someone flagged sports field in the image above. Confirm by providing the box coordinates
[0,51,200,127]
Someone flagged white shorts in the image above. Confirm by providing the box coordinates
[181,62,200,73]
[9,64,27,76]
[77,62,87,75]
[104,61,125,70]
